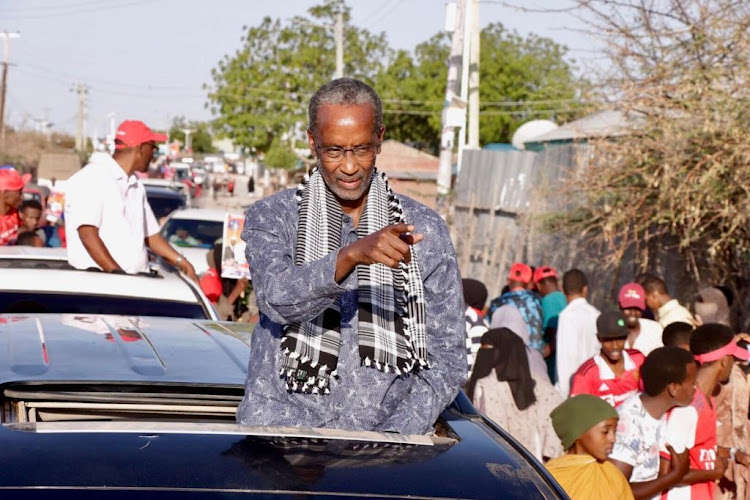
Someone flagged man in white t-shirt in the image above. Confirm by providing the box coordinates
[619,282,663,356]
[609,346,696,499]
[65,120,197,280]
[555,269,600,396]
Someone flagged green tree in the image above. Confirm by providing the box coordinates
[376,24,582,151]
[206,0,388,153]
[264,138,299,169]
[478,24,582,145]
[168,117,216,154]
[554,0,750,320]
[375,36,448,152]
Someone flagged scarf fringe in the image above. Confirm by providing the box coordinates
[361,356,428,376]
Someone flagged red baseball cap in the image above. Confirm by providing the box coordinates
[508,262,533,284]
[0,169,31,191]
[533,265,557,284]
[694,338,750,364]
[114,120,168,149]
[618,282,646,310]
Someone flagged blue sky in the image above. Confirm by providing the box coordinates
[1,0,599,136]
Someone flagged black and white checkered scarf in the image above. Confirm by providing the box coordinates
[280,167,428,394]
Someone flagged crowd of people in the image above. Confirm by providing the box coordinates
[6,76,750,498]
[464,262,750,499]
[0,169,66,248]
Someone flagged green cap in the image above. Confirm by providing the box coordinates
[550,394,619,450]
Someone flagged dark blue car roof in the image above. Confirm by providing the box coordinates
[0,315,565,499]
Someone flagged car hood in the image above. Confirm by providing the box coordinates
[0,315,252,385]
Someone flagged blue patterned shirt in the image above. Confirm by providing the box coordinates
[236,188,466,435]
[489,289,544,352]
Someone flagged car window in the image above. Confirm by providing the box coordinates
[174,168,191,181]
[162,218,223,249]
[0,292,209,319]
[147,195,185,220]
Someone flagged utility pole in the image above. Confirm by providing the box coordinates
[181,128,194,153]
[457,0,472,165]
[436,0,467,216]
[334,10,344,79]
[41,107,51,141]
[0,31,21,147]
[106,112,116,153]
[72,83,89,152]
[467,0,480,149]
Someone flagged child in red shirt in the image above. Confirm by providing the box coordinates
[0,169,30,245]
[570,311,645,407]
[660,324,747,499]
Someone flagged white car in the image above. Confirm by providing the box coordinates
[0,247,217,320]
[160,208,229,275]
[140,178,192,207]
[191,167,207,186]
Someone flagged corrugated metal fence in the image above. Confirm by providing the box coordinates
[452,144,703,311]
[453,144,625,306]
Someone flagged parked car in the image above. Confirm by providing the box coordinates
[0,312,566,498]
[160,208,227,275]
[141,178,192,204]
[0,246,217,320]
[145,186,187,222]
[191,166,207,187]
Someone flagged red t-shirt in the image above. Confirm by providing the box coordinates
[199,268,222,303]
[0,209,20,246]
[660,389,717,499]
[570,349,645,407]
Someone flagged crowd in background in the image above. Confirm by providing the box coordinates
[463,263,750,499]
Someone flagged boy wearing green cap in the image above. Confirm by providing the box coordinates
[547,394,633,500]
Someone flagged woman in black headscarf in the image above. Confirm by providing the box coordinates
[465,328,562,460]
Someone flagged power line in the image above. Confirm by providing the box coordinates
[4,0,156,20]
[0,0,117,13]
[368,0,405,29]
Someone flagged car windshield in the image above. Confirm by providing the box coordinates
[147,195,185,220]
[174,168,191,181]
[0,292,209,319]
[162,218,223,249]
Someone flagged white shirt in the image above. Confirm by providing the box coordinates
[660,405,699,500]
[658,299,695,328]
[626,318,663,356]
[555,297,600,396]
[611,393,667,483]
[64,153,159,274]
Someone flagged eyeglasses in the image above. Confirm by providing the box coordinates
[141,142,159,159]
[317,144,379,165]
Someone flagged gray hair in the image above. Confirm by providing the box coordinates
[308,78,383,138]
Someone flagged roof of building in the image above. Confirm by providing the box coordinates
[523,109,643,144]
[376,140,439,181]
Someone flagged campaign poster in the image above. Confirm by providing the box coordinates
[221,213,250,279]
[45,190,65,223]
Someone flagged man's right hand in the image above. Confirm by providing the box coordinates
[335,224,424,283]
[667,444,690,478]
[78,225,123,272]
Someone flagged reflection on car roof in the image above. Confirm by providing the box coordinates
[0,247,200,303]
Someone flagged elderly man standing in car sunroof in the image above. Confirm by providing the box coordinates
[236,78,465,435]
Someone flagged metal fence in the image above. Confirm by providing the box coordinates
[451,144,696,310]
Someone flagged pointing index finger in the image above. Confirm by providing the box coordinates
[391,223,415,233]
